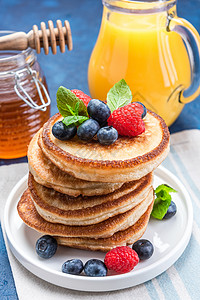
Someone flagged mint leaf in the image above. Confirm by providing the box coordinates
[62,115,88,127]
[65,103,76,116]
[151,184,177,220]
[74,102,80,115]
[106,79,132,113]
[57,86,88,117]
[155,184,177,194]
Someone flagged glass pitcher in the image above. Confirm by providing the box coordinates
[88,0,200,126]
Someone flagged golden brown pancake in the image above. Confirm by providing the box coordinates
[28,130,123,197]
[39,111,170,182]
[57,201,153,251]
[17,189,154,238]
[17,190,153,251]
[28,172,153,225]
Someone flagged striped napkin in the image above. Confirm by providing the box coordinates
[1,129,200,300]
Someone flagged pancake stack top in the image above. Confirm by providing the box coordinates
[17,110,170,252]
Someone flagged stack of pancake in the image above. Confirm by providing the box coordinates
[17,110,170,252]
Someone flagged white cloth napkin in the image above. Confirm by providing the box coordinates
[1,129,200,300]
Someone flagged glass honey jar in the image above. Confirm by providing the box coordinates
[0,31,51,159]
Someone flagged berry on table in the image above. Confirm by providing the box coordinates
[35,235,57,259]
[107,103,145,137]
[52,121,77,141]
[132,239,154,260]
[97,126,118,145]
[62,259,84,275]
[104,246,139,274]
[71,89,91,107]
[163,201,177,219]
[84,259,107,277]
[87,99,111,125]
[77,118,100,141]
[134,101,147,119]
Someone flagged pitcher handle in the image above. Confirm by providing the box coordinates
[167,14,200,104]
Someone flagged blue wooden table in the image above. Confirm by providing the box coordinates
[0,0,200,299]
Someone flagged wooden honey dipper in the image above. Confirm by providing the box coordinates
[0,20,72,55]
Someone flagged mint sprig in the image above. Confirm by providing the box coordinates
[106,79,132,113]
[56,86,89,126]
[62,115,88,127]
[151,184,177,220]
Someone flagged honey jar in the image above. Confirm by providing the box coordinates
[0,31,50,159]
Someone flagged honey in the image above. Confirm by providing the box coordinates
[0,42,50,159]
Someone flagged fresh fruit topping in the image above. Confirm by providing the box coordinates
[57,86,88,120]
[62,259,84,275]
[151,184,177,220]
[107,79,132,113]
[132,239,154,260]
[71,89,91,107]
[87,99,111,125]
[134,101,147,119]
[35,235,57,259]
[52,121,77,141]
[107,103,145,137]
[97,126,118,145]
[163,200,177,219]
[84,259,107,277]
[104,246,139,274]
[55,80,146,144]
[77,119,100,141]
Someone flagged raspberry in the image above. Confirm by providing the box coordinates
[71,89,91,107]
[104,246,139,274]
[107,103,145,137]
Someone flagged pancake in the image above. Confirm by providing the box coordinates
[17,189,154,238]
[56,201,153,252]
[28,172,153,225]
[39,111,170,182]
[28,130,123,197]
[18,190,153,251]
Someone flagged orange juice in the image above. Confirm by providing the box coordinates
[88,7,191,126]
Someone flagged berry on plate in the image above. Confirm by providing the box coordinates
[52,121,77,141]
[35,235,57,259]
[84,259,107,277]
[107,103,145,137]
[104,246,139,274]
[62,259,84,275]
[163,201,177,219]
[71,89,91,107]
[87,99,111,125]
[132,239,154,260]
[97,126,118,145]
[77,119,100,141]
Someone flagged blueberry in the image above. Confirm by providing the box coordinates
[84,259,107,277]
[163,201,177,219]
[62,259,84,275]
[52,121,77,141]
[97,126,118,145]
[135,101,147,119]
[77,119,100,141]
[36,235,57,259]
[87,99,111,125]
[132,239,154,260]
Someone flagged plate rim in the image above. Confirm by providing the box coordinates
[2,166,193,291]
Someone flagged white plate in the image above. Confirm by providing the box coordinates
[3,166,193,292]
